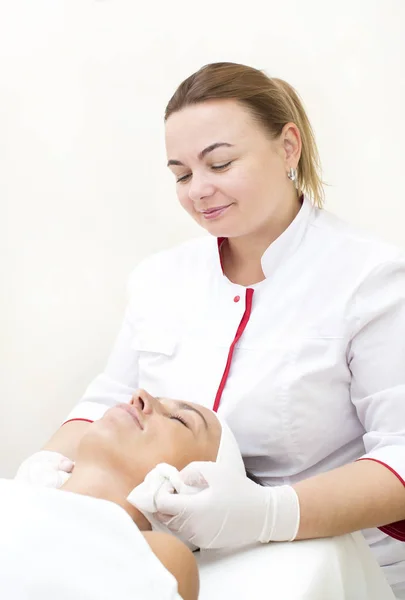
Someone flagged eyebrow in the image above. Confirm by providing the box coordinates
[176,401,209,430]
[167,142,234,167]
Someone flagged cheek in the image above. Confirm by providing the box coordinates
[79,427,139,479]
[220,164,262,201]
[78,419,124,458]
[177,187,194,212]
[226,175,252,199]
[226,163,280,211]
[134,428,193,474]
[257,153,285,189]
[153,428,214,472]
[158,429,193,469]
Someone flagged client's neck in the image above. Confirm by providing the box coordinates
[61,463,151,531]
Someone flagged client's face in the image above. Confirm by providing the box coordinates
[77,389,221,486]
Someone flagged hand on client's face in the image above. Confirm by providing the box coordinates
[67,390,222,511]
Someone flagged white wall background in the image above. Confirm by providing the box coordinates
[1,0,404,477]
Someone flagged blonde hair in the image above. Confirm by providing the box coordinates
[165,62,324,207]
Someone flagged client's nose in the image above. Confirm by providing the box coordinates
[130,389,155,415]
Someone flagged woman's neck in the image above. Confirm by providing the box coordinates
[60,463,151,531]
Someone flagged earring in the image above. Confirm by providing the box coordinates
[287,167,298,185]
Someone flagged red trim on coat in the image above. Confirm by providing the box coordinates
[212,288,254,412]
[357,457,405,542]
[62,418,94,426]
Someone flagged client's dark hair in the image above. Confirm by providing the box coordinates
[246,469,263,486]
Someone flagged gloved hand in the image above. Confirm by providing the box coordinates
[127,463,201,552]
[127,463,202,514]
[153,462,300,549]
[15,450,74,488]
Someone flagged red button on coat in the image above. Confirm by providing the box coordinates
[234,295,240,303]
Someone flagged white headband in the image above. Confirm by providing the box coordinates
[215,414,245,475]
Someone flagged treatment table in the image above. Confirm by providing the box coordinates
[0,479,395,599]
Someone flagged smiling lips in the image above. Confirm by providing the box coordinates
[201,204,233,220]
[116,404,143,429]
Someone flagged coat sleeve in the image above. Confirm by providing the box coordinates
[348,255,405,541]
[62,264,147,425]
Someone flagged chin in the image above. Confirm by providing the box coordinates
[198,218,237,237]
[206,225,247,240]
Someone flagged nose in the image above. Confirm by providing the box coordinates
[130,389,156,415]
[188,173,216,203]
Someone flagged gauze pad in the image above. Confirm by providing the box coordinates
[127,413,245,547]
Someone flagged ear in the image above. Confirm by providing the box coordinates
[281,122,302,169]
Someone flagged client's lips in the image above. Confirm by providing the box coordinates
[116,404,143,429]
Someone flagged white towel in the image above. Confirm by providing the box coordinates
[0,478,182,600]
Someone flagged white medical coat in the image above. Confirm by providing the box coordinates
[65,197,405,594]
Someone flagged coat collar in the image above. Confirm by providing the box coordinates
[216,195,315,279]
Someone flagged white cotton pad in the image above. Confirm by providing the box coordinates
[127,411,245,546]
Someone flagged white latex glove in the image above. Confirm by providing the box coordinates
[15,450,74,489]
[127,463,201,552]
[127,463,201,514]
[154,461,300,549]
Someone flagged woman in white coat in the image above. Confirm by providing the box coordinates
[17,62,405,598]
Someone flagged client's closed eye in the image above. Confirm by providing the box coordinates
[169,413,189,428]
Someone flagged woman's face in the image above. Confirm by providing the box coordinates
[165,99,301,240]
[77,390,221,486]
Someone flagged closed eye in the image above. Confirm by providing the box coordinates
[176,161,232,184]
[176,173,191,184]
[211,161,232,171]
[169,413,189,428]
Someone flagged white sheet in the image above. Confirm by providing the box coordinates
[197,533,396,600]
[0,478,396,600]
[0,479,181,600]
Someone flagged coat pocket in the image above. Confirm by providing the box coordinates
[131,328,178,356]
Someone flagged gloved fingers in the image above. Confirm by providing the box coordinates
[139,467,175,494]
[58,458,75,472]
[58,470,73,487]
[155,510,194,537]
[14,451,74,488]
[127,478,175,512]
[155,512,183,530]
[33,451,74,473]
[154,484,199,516]
[143,463,179,484]
[178,461,219,487]
[34,468,63,489]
